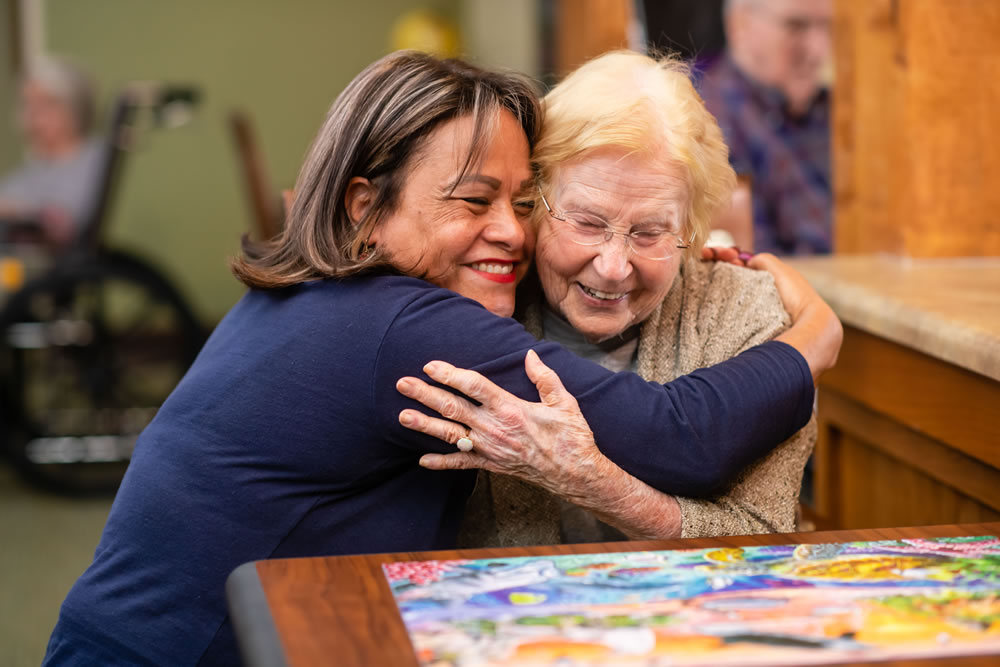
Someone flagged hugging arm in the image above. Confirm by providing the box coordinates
[374,286,814,498]
[664,257,831,536]
[398,351,685,539]
[390,256,837,538]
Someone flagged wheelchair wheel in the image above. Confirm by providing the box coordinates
[0,250,205,494]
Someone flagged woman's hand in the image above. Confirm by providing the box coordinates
[396,350,684,539]
[700,245,752,266]
[748,253,843,382]
[396,350,611,502]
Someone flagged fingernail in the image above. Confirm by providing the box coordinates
[418,455,435,467]
[397,378,412,392]
[399,411,413,426]
[424,361,440,374]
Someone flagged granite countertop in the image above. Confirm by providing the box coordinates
[786,255,1000,383]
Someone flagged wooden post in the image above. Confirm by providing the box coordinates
[833,0,1000,256]
[553,0,632,78]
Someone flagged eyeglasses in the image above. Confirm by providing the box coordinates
[538,188,693,261]
[753,8,832,38]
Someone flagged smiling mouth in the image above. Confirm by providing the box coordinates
[578,283,627,302]
[468,261,516,284]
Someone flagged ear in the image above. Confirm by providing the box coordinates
[344,177,376,229]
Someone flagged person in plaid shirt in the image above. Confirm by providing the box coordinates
[698,0,833,255]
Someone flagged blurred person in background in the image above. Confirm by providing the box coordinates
[0,58,104,246]
[698,0,833,255]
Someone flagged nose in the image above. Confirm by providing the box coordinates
[801,19,832,62]
[483,203,527,252]
[591,236,633,282]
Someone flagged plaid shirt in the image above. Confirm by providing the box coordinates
[697,55,832,255]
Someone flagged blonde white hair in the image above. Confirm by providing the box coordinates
[23,57,97,136]
[535,50,735,253]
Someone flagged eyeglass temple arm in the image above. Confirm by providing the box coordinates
[537,188,566,221]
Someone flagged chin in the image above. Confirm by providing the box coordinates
[488,303,515,318]
[571,319,623,344]
[475,292,515,318]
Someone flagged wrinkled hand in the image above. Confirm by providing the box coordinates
[749,252,843,381]
[396,349,610,501]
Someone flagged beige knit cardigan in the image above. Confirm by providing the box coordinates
[456,259,817,547]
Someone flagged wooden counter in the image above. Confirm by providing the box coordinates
[788,256,1000,530]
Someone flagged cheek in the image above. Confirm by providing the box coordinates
[519,219,537,264]
[536,238,585,297]
[632,263,680,314]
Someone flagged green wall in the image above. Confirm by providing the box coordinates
[1,7,18,174]
[44,0,458,324]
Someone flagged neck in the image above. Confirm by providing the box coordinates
[541,304,640,349]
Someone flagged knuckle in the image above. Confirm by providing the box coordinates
[438,396,463,420]
[464,373,485,396]
[443,457,464,470]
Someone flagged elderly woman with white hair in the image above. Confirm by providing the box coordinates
[398,50,838,544]
[0,58,104,244]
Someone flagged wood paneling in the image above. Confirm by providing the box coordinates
[819,326,1000,468]
[816,392,1000,528]
[553,0,631,77]
[813,328,1000,529]
[833,0,1000,256]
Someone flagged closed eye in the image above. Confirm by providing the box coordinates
[460,197,489,206]
[513,199,536,214]
[575,218,606,231]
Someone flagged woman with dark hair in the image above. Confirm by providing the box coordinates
[45,52,827,666]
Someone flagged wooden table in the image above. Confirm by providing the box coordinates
[227,522,1000,667]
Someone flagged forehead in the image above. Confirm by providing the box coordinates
[409,111,532,184]
[553,147,690,213]
[767,0,832,18]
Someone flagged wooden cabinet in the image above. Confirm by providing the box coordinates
[789,256,1000,531]
[812,326,1000,529]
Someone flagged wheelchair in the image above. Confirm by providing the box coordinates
[1,84,207,494]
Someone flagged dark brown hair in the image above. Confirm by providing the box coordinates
[232,51,541,289]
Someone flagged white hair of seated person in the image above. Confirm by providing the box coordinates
[20,57,97,140]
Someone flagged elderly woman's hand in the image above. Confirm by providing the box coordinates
[396,350,613,502]
[396,351,685,539]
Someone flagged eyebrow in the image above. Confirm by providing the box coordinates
[564,197,680,229]
[447,174,501,191]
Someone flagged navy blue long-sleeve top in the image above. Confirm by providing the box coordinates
[45,275,813,666]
